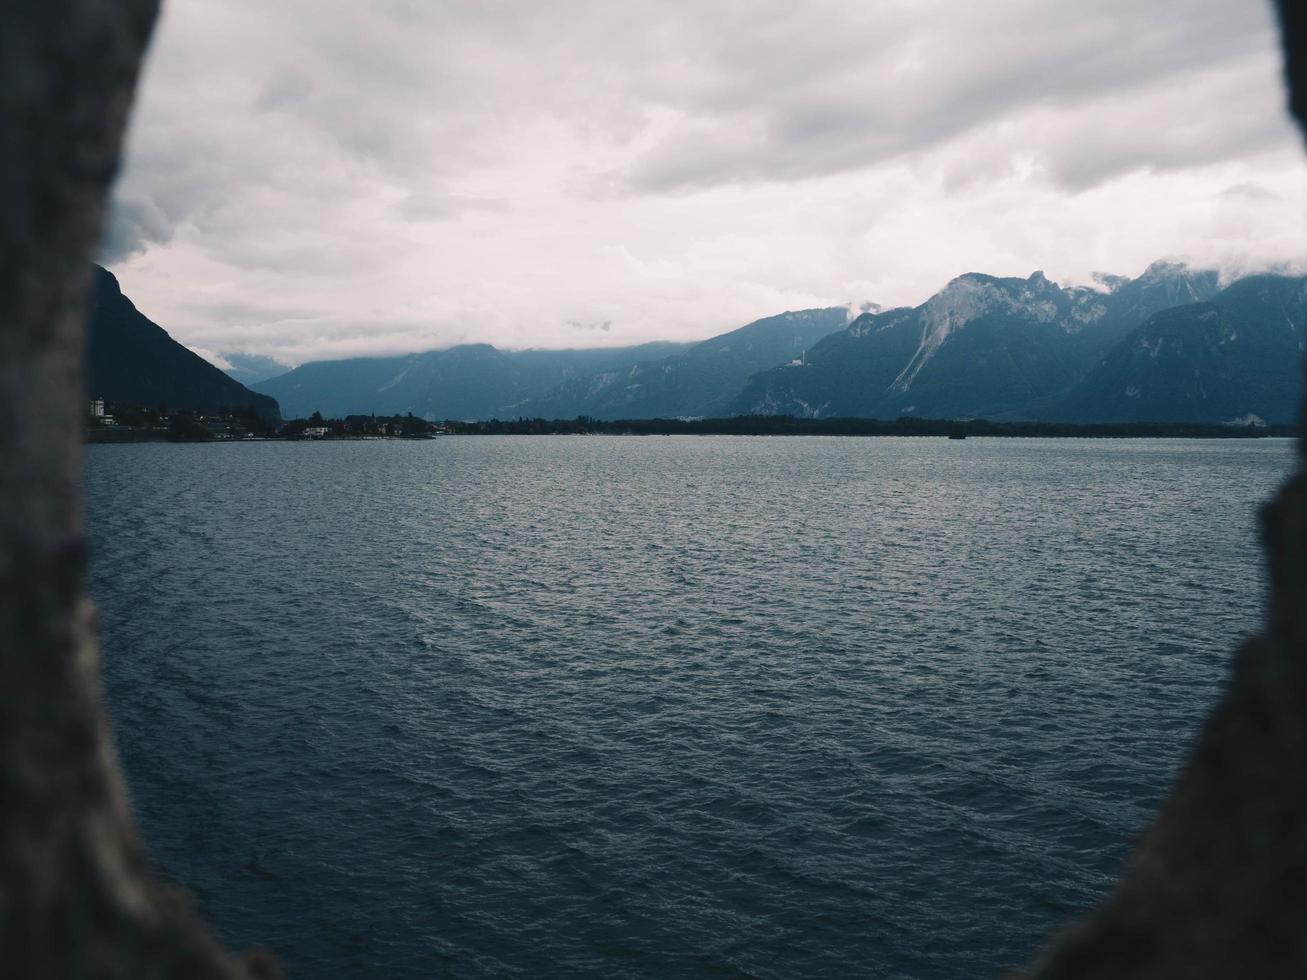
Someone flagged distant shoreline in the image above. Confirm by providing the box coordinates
[87,416,1297,443]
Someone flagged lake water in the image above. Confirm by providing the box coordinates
[84,436,1294,978]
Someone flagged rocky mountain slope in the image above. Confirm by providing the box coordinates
[217,261,1300,425]
[252,340,690,420]
[1055,274,1307,424]
[217,352,294,386]
[732,262,1222,421]
[87,266,281,420]
[518,308,848,420]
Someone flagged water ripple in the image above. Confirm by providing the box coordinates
[86,436,1294,978]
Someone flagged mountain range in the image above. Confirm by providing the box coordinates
[252,340,694,420]
[1057,273,1306,424]
[254,307,845,422]
[733,263,1236,420]
[88,261,1304,427]
[86,266,281,420]
[250,261,1302,425]
[513,308,848,420]
[217,352,294,386]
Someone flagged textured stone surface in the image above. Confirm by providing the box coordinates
[1017,6,1307,975]
[0,2,273,976]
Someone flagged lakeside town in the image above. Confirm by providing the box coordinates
[87,399,449,441]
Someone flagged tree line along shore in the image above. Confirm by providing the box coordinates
[86,401,1296,443]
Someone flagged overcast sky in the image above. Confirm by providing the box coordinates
[104,0,1307,367]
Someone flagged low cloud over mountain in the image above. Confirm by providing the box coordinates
[101,0,1305,363]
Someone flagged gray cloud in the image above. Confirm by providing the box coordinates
[566,318,613,333]
[1220,180,1281,202]
[182,298,323,324]
[100,196,173,263]
[101,0,1306,361]
[396,191,505,223]
[619,1,1287,192]
[254,66,315,112]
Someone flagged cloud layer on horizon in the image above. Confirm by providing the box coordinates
[104,0,1307,365]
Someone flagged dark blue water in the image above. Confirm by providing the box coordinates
[84,436,1293,978]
